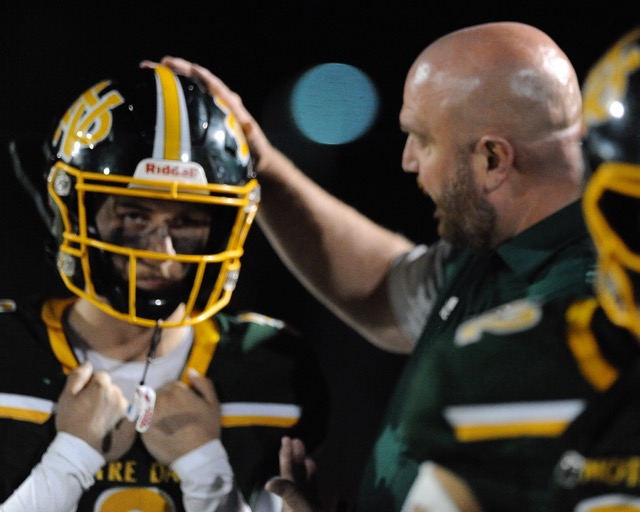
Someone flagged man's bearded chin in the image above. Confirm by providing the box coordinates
[436,187,497,253]
[439,209,496,252]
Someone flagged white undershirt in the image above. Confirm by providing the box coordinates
[71,325,194,401]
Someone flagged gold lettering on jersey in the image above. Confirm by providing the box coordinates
[149,462,180,484]
[580,457,640,487]
[455,299,542,345]
[95,460,138,483]
[583,27,640,126]
[52,80,125,162]
[93,460,179,484]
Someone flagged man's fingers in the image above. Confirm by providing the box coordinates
[291,437,307,462]
[139,59,158,69]
[279,437,315,486]
[158,57,246,113]
[64,361,93,396]
[279,436,295,480]
[265,478,313,512]
[264,478,297,499]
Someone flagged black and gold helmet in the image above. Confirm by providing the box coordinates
[582,26,640,335]
[583,27,640,173]
[47,65,259,327]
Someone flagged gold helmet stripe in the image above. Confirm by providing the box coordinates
[153,65,190,161]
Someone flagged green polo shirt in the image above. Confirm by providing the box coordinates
[357,200,597,512]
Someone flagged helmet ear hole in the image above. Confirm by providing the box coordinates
[46,65,259,327]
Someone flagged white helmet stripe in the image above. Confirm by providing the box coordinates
[152,66,191,161]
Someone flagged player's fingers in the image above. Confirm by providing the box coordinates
[186,368,218,405]
[64,361,93,395]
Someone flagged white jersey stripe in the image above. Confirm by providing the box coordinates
[0,393,56,424]
[445,399,585,425]
[0,393,56,413]
[221,402,301,419]
[444,399,586,441]
[0,394,303,429]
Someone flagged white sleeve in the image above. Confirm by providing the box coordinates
[172,439,252,512]
[0,432,105,512]
[387,241,452,344]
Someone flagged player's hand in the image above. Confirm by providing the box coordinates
[139,56,274,170]
[140,369,220,466]
[265,437,321,512]
[55,361,128,453]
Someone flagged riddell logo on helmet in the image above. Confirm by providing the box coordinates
[145,161,201,178]
[132,158,208,187]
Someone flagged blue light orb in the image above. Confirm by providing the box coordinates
[291,63,379,145]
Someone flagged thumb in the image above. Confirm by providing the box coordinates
[64,361,94,396]
[265,478,313,512]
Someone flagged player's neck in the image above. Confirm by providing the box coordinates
[67,299,188,362]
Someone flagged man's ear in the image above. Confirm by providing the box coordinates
[475,135,513,192]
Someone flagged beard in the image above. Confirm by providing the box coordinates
[435,158,497,252]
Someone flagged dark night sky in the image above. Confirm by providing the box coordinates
[1,1,638,505]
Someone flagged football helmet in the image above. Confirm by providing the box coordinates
[582,26,640,336]
[47,64,260,328]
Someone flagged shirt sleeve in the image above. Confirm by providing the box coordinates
[387,241,452,344]
[172,439,252,512]
[0,431,105,512]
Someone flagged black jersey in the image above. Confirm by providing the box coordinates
[0,296,329,511]
[551,299,640,511]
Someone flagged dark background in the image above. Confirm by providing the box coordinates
[1,1,638,507]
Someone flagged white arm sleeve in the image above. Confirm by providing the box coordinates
[0,432,105,512]
[172,439,252,512]
[387,241,452,344]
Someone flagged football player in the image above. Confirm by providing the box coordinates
[0,65,328,511]
[551,25,640,510]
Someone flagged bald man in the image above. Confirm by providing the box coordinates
[153,21,597,511]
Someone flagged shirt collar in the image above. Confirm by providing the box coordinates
[495,200,588,279]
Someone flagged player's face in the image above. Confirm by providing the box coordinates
[95,195,212,291]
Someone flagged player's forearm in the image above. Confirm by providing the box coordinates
[173,440,251,512]
[0,432,104,512]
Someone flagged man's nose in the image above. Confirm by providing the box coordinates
[401,138,419,174]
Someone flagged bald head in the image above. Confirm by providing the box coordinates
[401,22,585,245]
[408,22,582,145]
